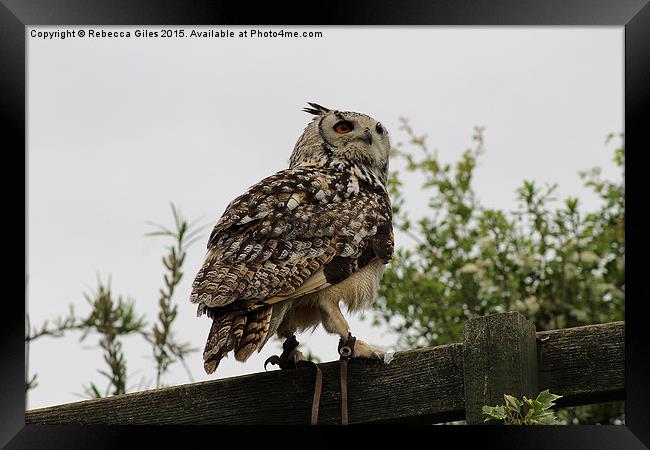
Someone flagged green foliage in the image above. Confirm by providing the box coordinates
[375,119,624,349]
[26,203,202,398]
[374,121,624,424]
[81,280,145,396]
[146,203,203,388]
[483,390,563,425]
[28,278,147,397]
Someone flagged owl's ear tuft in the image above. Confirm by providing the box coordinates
[303,102,331,116]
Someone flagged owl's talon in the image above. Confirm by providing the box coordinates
[265,352,296,370]
[264,355,282,371]
[264,335,307,370]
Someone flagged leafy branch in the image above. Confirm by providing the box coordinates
[79,279,147,397]
[26,203,204,398]
[145,203,204,387]
[482,390,563,425]
[26,305,84,342]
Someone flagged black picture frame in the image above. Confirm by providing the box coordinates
[3,0,649,447]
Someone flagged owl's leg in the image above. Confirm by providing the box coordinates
[264,304,310,370]
[264,334,309,370]
[319,300,384,359]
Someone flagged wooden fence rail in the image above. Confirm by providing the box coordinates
[25,312,624,425]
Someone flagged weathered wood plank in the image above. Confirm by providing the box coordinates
[25,319,624,425]
[25,343,465,425]
[537,321,624,407]
[463,311,539,424]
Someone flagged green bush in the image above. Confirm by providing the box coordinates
[483,390,563,425]
[372,121,624,424]
[375,121,624,348]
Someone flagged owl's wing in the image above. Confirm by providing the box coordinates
[262,219,394,304]
[191,167,393,373]
[191,167,392,309]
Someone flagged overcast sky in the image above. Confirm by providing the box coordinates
[27,26,623,409]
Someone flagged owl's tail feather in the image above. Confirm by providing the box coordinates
[203,305,273,374]
[234,306,273,362]
[202,311,243,374]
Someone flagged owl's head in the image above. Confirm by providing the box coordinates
[289,102,391,189]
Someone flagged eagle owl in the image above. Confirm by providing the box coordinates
[190,103,394,374]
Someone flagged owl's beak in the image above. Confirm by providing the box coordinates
[362,129,373,145]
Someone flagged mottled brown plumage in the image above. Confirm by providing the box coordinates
[191,103,394,374]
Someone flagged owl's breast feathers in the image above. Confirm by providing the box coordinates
[190,166,393,313]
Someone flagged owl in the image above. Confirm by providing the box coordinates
[190,103,394,374]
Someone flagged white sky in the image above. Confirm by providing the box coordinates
[27,26,623,409]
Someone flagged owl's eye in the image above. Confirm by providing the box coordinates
[375,123,384,134]
[334,121,354,134]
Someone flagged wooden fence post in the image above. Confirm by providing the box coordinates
[463,311,539,424]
